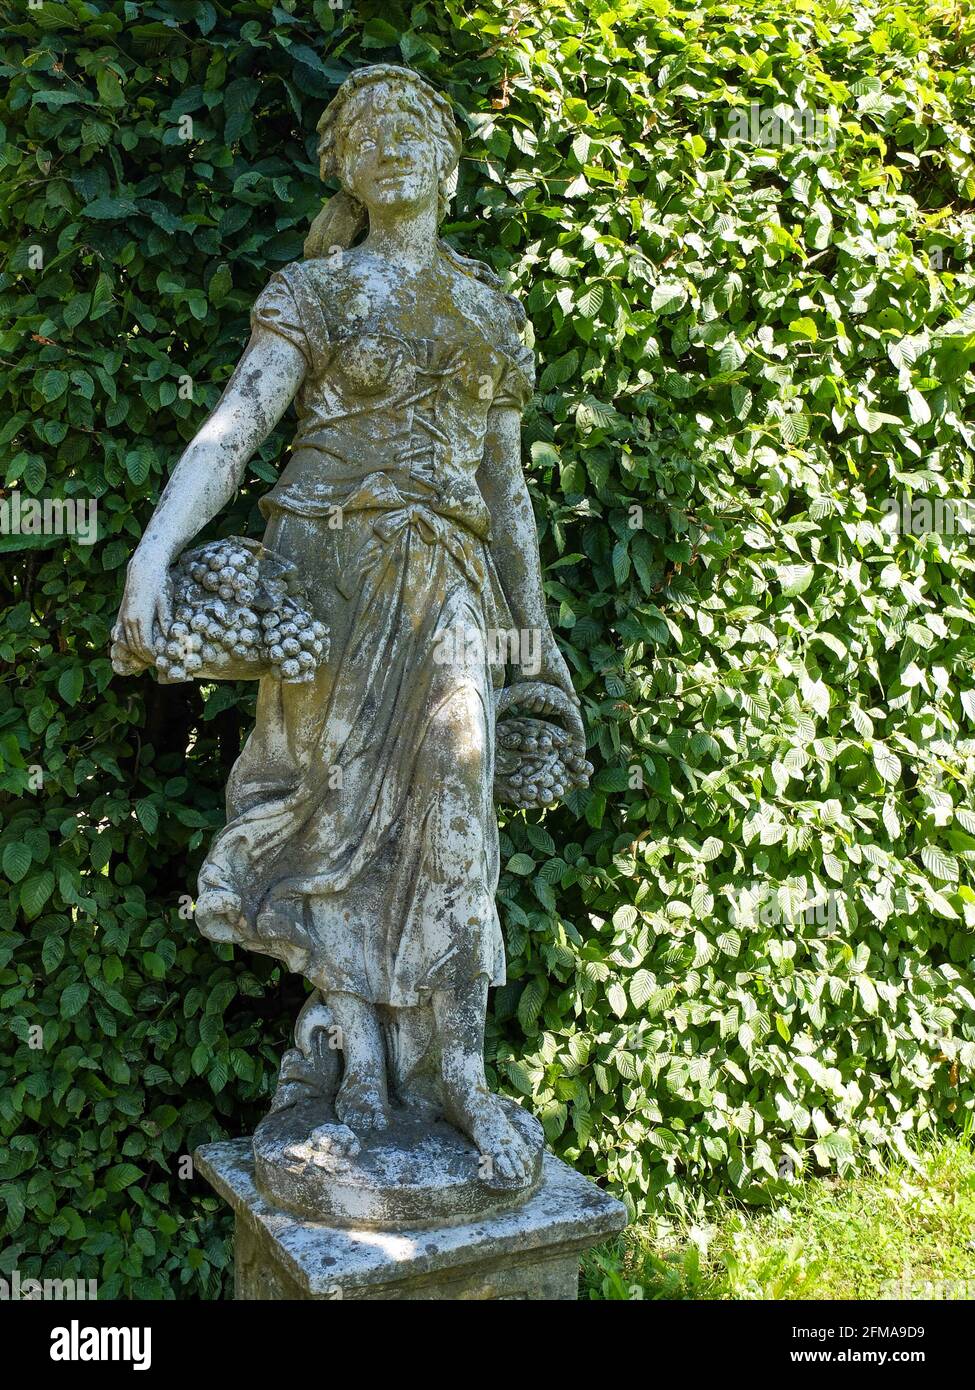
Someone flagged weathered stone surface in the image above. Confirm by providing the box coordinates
[197,1139,627,1301]
[113,63,619,1252]
[253,1094,544,1228]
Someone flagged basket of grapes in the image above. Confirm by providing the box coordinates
[111,537,329,684]
[493,682,593,810]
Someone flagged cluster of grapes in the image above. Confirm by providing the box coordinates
[258,599,328,682]
[153,538,328,684]
[494,683,593,810]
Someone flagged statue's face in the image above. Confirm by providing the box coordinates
[343,92,440,215]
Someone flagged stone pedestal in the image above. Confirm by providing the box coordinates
[196,1139,627,1301]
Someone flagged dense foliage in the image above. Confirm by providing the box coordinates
[2,0,975,1297]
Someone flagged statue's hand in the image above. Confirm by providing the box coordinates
[512,634,584,746]
[112,555,173,670]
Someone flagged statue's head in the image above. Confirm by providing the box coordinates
[316,65,461,225]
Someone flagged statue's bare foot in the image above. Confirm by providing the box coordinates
[449,1090,536,1188]
[334,1072,389,1135]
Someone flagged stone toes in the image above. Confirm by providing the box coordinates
[352,1103,388,1134]
[494,1151,517,1182]
[476,1126,534,1185]
[503,1144,530,1179]
[497,1126,536,1180]
[508,1145,530,1176]
[335,1090,388,1134]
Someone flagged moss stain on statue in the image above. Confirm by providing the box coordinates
[112,65,591,1226]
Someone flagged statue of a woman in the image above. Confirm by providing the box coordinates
[112,65,584,1211]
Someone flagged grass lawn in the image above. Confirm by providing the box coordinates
[582,1130,975,1300]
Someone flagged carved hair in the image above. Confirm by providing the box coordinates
[304,64,520,319]
[317,65,460,209]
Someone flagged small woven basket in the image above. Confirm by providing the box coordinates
[494,682,592,810]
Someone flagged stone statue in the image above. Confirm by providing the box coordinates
[112,64,592,1228]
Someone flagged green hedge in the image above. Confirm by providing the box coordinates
[2,0,975,1297]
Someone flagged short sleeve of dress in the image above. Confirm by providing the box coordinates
[493,294,535,413]
[250,269,311,367]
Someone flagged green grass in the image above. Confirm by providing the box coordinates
[582,1129,975,1300]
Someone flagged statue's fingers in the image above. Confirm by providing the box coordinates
[154,595,172,644]
[139,623,157,659]
[127,618,152,661]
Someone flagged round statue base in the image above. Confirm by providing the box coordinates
[253,1096,545,1229]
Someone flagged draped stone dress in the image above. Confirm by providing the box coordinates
[196,250,533,1010]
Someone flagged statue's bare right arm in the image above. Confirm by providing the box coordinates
[114,330,306,665]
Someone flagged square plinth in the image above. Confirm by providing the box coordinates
[196,1139,627,1301]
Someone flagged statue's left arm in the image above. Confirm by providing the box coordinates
[478,406,583,731]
